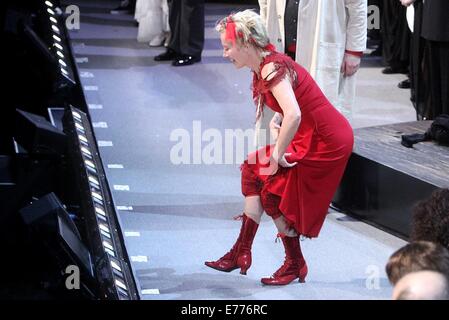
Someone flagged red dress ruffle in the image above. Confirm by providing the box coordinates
[247,51,354,238]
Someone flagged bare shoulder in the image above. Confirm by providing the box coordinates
[261,62,277,81]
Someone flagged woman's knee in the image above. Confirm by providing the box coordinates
[273,216,298,236]
[260,189,282,219]
[241,162,262,197]
[244,210,263,223]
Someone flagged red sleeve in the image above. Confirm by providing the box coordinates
[259,54,298,93]
[345,50,363,57]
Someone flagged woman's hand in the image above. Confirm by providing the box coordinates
[271,146,298,169]
[278,153,298,168]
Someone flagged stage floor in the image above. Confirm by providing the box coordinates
[68,0,413,299]
[353,121,449,188]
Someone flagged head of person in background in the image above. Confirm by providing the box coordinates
[386,241,449,285]
[392,270,449,300]
[410,188,449,250]
[216,10,274,72]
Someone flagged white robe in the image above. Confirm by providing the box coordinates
[135,0,170,43]
[259,0,367,120]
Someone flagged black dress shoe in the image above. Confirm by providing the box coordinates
[110,0,131,14]
[382,67,408,74]
[154,49,178,61]
[172,55,201,67]
[369,47,382,57]
[398,79,411,89]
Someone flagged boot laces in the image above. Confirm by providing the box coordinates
[272,258,295,277]
[274,232,284,243]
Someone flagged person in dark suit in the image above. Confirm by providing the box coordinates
[420,0,449,118]
[402,0,449,119]
[380,0,410,75]
[154,0,204,66]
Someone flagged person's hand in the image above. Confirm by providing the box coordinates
[278,153,297,168]
[400,0,415,7]
[341,53,361,77]
[271,147,297,169]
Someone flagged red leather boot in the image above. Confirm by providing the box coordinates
[205,214,259,275]
[261,234,308,285]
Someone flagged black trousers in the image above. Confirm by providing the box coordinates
[167,0,205,57]
[381,0,410,70]
[422,41,449,119]
[410,1,423,119]
[411,1,449,119]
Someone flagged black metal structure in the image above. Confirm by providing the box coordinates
[0,0,139,299]
[63,105,139,300]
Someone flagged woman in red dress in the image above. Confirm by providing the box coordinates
[205,10,354,285]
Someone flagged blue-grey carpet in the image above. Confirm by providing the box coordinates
[68,0,409,300]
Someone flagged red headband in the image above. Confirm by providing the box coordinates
[225,16,243,45]
[225,15,276,52]
[264,43,276,52]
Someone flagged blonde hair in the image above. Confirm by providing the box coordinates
[215,9,270,49]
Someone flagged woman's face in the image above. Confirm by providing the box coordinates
[220,32,247,69]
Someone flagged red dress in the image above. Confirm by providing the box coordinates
[247,51,354,238]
